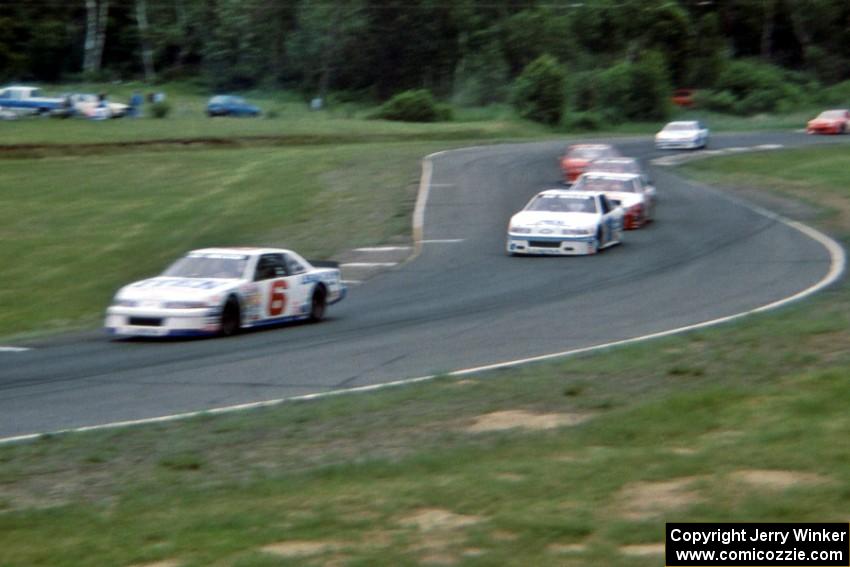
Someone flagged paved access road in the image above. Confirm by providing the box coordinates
[1,131,844,439]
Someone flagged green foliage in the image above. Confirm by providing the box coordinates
[562,111,606,131]
[707,60,806,115]
[150,101,172,119]
[821,80,850,106]
[590,52,671,122]
[695,90,737,114]
[686,13,727,88]
[371,89,450,122]
[643,2,692,85]
[511,54,566,126]
[804,46,850,86]
[453,30,510,106]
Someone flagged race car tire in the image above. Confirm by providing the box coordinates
[309,285,327,323]
[220,297,241,336]
[593,228,604,254]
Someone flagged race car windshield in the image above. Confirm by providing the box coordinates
[527,195,598,213]
[663,123,695,131]
[162,255,248,279]
[567,147,606,160]
[589,161,636,174]
[818,110,845,119]
[575,178,632,193]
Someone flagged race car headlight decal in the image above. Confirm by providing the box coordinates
[510,226,532,234]
[112,299,138,307]
[162,300,211,309]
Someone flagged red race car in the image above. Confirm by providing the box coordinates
[806,109,850,135]
[559,144,619,185]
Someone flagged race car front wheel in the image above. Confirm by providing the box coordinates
[220,298,241,336]
[309,286,327,322]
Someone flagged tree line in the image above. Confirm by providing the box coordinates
[1,0,849,103]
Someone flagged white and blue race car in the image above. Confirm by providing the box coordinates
[654,120,709,150]
[506,190,624,256]
[105,247,346,337]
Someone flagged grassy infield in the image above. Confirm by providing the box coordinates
[0,87,849,566]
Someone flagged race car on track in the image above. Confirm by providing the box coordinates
[105,247,346,337]
[559,143,620,184]
[507,189,624,256]
[572,172,656,229]
[806,109,850,135]
[655,120,709,150]
[586,156,652,185]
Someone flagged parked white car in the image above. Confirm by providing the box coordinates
[507,190,624,256]
[655,120,709,149]
[66,93,129,119]
[105,247,346,338]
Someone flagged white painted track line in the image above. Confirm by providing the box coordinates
[0,346,30,353]
[353,246,411,252]
[340,262,397,268]
[422,239,464,244]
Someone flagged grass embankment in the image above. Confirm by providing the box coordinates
[0,148,848,566]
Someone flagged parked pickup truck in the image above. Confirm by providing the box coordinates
[0,85,71,116]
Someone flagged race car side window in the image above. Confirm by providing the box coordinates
[284,254,306,275]
[599,196,611,214]
[254,254,288,281]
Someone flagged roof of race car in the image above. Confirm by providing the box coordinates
[578,171,641,181]
[537,189,603,198]
[566,143,614,149]
[189,247,294,257]
[590,157,639,164]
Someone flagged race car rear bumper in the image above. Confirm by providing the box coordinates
[507,235,597,256]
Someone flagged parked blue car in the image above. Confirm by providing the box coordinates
[206,95,261,117]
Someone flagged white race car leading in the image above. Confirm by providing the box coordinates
[506,190,624,256]
[655,120,709,150]
[105,247,346,338]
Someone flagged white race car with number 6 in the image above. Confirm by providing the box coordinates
[105,247,346,338]
[507,190,624,256]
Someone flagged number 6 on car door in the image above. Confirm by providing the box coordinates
[268,279,287,316]
[254,253,292,319]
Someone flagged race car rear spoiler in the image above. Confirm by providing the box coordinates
[309,260,340,269]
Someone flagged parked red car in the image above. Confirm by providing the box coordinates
[671,88,696,108]
[806,109,850,135]
[559,144,619,185]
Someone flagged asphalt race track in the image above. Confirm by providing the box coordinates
[1,131,845,439]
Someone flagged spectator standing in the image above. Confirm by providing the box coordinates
[129,91,143,117]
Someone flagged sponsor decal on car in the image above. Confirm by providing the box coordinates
[131,278,227,290]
